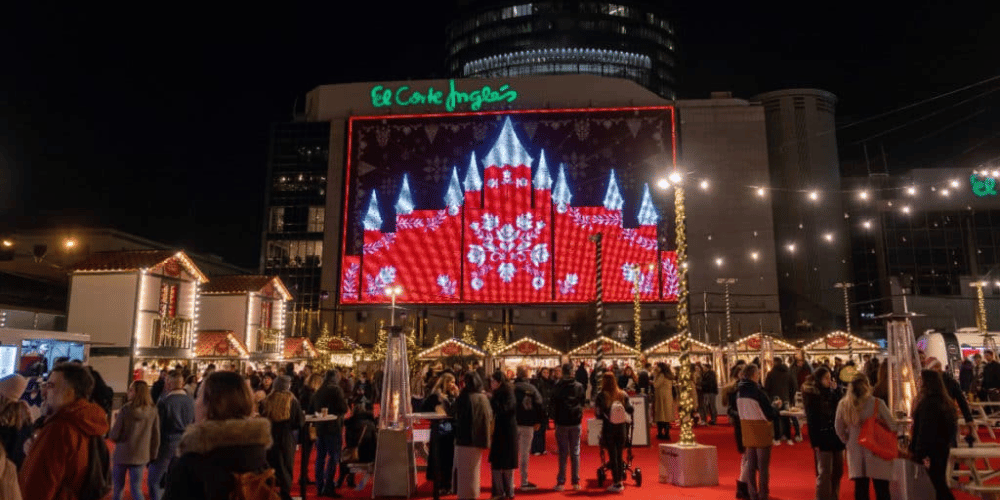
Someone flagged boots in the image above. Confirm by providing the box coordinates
[736,480,750,499]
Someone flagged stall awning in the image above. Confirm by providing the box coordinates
[731,332,798,353]
[644,334,714,356]
[194,330,249,358]
[418,338,485,360]
[567,336,640,358]
[803,331,881,355]
[283,337,318,359]
[495,337,563,358]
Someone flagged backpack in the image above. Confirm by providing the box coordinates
[230,468,282,500]
[78,435,111,500]
[609,400,631,425]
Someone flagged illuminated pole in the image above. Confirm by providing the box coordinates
[661,171,695,446]
[716,278,736,343]
[970,281,997,353]
[385,286,403,327]
[590,232,605,364]
[834,282,854,359]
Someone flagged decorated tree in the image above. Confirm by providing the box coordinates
[461,323,478,347]
[371,320,390,363]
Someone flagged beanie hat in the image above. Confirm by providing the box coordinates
[0,374,28,401]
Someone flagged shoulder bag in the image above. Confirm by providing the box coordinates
[858,401,897,461]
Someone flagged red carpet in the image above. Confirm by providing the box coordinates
[104,412,981,499]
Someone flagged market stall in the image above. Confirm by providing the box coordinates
[417,337,486,364]
[803,331,881,364]
[282,336,318,371]
[567,336,640,367]
[494,337,563,371]
[643,334,714,366]
[729,332,797,362]
[191,329,250,373]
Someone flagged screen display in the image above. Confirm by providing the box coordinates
[0,346,15,378]
[341,107,678,304]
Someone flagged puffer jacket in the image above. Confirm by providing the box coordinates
[19,398,109,500]
[163,418,272,500]
[802,379,845,451]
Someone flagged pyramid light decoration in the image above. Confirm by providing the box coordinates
[445,167,464,215]
[533,150,553,190]
[463,151,483,192]
[551,164,572,213]
[482,117,533,170]
[603,170,624,211]
[636,183,659,226]
[363,190,383,231]
[395,174,414,216]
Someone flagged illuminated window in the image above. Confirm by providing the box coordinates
[308,207,325,232]
[270,207,285,232]
[159,283,179,318]
[501,3,532,19]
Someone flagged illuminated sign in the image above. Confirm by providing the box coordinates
[370,79,517,112]
[341,107,678,305]
[971,173,998,197]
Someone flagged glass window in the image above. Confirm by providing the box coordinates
[270,207,285,232]
[308,207,325,232]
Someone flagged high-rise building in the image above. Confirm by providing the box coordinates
[260,122,330,336]
[446,1,678,99]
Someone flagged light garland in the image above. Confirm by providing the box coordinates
[495,337,564,357]
[673,181,697,446]
[801,331,881,352]
[566,335,640,357]
[417,337,487,360]
[972,281,988,333]
[643,334,712,355]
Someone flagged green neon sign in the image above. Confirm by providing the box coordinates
[370,79,518,112]
[971,174,998,197]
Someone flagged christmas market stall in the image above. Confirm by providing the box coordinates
[282,336,318,365]
[314,327,361,369]
[193,330,250,372]
[803,331,881,364]
[567,336,640,367]
[417,337,486,369]
[494,337,563,371]
[643,334,714,366]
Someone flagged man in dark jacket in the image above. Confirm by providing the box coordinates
[736,364,779,500]
[150,370,194,500]
[574,362,589,399]
[764,357,797,444]
[552,363,585,491]
[982,350,1000,403]
[802,366,844,500]
[309,371,349,497]
[699,364,718,425]
[637,363,652,395]
[513,366,544,490]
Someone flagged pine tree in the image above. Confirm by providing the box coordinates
[461,324,478,347]
[371,322,390,363]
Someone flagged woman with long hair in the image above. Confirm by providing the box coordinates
[109,380,160,500]
[451,371,493,500]
[421,372,459,494]
[834,374,895,500]
[595,371,633,493]
[872,361,890,405]
[910,369,958,500]
[260,375,304,500]
[298,373,324,486]
[164,371,273,500]
[531,367,554,455]
[0,374,31,469]
[489,370,518,500]
[651,362,675,441]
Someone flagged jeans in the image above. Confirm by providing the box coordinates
[315,433,343,493]
[928,451,956,500]
[300,438,313,483]
[491,469,515,499]
[699,393,717,423]
[744,447,770,500]
[113,464,145,500]
[147,449,175,500]
[852,477,889,500]
[605,437,625,485]
[530,422,546,454]
[517,426,534,486]
[555,425,581,486]
[813,449,844,500]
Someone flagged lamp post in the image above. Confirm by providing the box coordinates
[716,278,736,343]
[659,170,695,446]
[970,281,997,353]
[631,263,655,357]
[384,285,403,327]
[834,282,854,359]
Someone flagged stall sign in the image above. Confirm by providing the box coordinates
[747,337,762,350]
[668,340,681,351]
[163,259,182,277]
[517,342,537,355]
[441,343,462,356]
[825,335,850,348]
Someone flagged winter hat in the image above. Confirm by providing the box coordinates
[274,375,292,393]
[924,357,943,370]
[0,374,28,401]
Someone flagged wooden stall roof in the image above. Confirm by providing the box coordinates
[314,335,360,353]
[803,331,881,354]
[418,338,486,360]
[202,275,293,300]
[283,337,318,359]
[194,330,249,358]
[70,249,208,283]
[731,332,798,352]
[644,334,714,355]
[496,337,563,358]
[567,336,640,357]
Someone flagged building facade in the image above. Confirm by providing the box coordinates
[446,1,678,99]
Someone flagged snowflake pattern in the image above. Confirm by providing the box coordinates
[621,228,658,251]
[621,263,656,294]
[558,273,579,295]
[662,256,680,299]
[365,266,398,297]
[341,262,360,300]
[567,207,622,230]
[437,274,457,296]
[467,212,549,291]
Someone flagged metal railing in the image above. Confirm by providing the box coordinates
[152,316,193,349]
[257,327,282,354]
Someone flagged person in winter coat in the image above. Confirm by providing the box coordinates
[530,367,554,456]
[764,357,798,444]
[19,363,110,500]
[910,369,958,500]
[699,363,719,425]
[574,363,589,402]
[340,400,378,489]
[0,445,21,500]
[651,362,676,440]
[149,371,194,500]
[834,373,896,500]
[551,363,585,491]
[451,371,492,500]
[736,363,779,500]
[722,365,749,499]
[924,357,974,439]
[421,373,458,494]
[110,380,160,500]
[595,372,634,493]
[309,370,349,497]
[260,375,304,500]
[489,371,518,500]
[513,365,544,490]
[802,367,845,500]
[163,371,273,500]
[298,373,323,486]
[637,363,652,395]
[0,374,31,469]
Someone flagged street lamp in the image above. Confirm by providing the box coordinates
[716,278,737,343]
[64,238,77,249]
[384,285,403,327]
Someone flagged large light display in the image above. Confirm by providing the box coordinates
[340,107,677,304]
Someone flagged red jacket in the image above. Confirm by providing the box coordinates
[19,398,109,500]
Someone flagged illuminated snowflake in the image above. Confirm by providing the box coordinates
[530,244,549,266]
[558,273,579,295]
[532,276,545,290]
[516,213,533,231]
[437,274,457,296]
[466,211,547,292]
[472,277,484,291]
[467,246,486,266]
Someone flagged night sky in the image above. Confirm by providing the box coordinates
[1,2,997,269]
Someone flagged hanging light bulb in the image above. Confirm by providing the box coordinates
[823,232,834,242]
[906,186,917,196]
[756,187,766,197]
[862,220,872,230]
[950,179,960,188]
[700,179,709,191]
[657,178,670,189]
[809,191,819,201]
[715,257,724,267]
[902,206,911,214]
[858,190,870,200]
[941,189,950,197]
[750,251,760,261]
[787,243,796,253]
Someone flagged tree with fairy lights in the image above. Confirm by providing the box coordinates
[461,323,478,347]
[371,320,390,363]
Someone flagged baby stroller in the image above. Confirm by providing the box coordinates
[596,419,642,487]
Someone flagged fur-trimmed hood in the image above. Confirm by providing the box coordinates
[178,417,272,455]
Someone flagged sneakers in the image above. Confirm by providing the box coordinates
[606,483,624,493]
[553,485,565,492]
[573,484,581,491]
[772,440,782,446]
[785,439,793,445]
[520,482,537,491]
[794,435,803,443]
